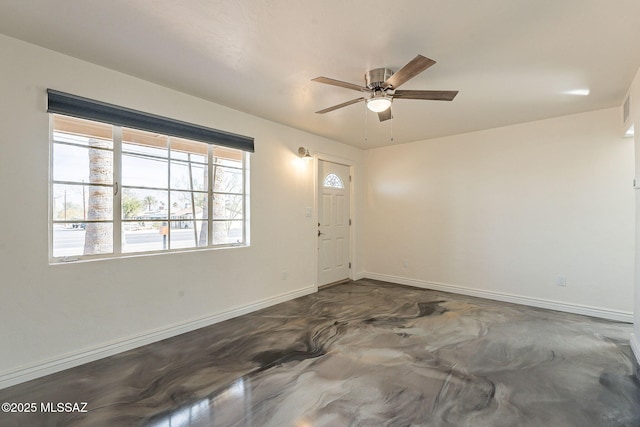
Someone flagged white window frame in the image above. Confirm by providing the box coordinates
[49,114,249,263]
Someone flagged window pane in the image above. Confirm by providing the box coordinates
[53,223,113,257]
[83,223,114,255]
[324,173,344,189]
[170,161,208,191]
[121,188,168,220]
[121,189,144,220]
[122,221,168,253]
[122,142,168,157]
[122,154,168,188]
[170,137,207,162]
[52,184,86,222]
[212,194,243,220]
[52,115,113,148]
[122,128,168,157]
[171,191,208,220]
[212,146,243,167]
[53,184,113,222]
[86,185,114,221]
[53,144,113,184]
[170,221,208,249]
[213,166,243,193]
[212,220,243,245]
[52,225,84,258]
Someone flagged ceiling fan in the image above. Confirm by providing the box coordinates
[312,55,458,122]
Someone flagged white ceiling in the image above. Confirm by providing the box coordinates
[1,0,639,149]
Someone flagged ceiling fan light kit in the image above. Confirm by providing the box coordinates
[312,55,458,122]
[366,93,392,112]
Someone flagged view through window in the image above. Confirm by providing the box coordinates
[51,114,247,260]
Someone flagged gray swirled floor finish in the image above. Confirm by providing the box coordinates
[1,279,639,426]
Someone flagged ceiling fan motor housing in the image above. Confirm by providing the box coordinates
[366,68,394,90]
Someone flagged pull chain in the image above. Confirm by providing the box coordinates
[390,111,394,142]
[364,103,368,142]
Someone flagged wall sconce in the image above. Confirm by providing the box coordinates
[298,147,313,160]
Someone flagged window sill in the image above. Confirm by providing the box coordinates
[49,243,249,265]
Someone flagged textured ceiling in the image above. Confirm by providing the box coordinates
[1,0,639,148]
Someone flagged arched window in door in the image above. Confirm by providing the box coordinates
[323,173,344,189]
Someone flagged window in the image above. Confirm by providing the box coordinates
[323,173,344,189]
[51,114,249,261]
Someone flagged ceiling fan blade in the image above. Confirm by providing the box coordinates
[315,97,366,114]
[382,55,436,89]
[312,77,369,92]
[377,108,393,122]
[393,90,458,101]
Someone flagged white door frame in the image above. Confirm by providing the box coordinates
[313,152,356,286]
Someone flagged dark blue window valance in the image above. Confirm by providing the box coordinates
[47,89,254,152]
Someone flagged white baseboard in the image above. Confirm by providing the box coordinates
[0,285,317,390]
[352,271,365,281]
[631,333,640,366]
[363,273,633,323]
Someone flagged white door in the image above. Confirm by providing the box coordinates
[317,160,351,286]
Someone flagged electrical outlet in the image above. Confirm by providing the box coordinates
[403,259,409,268]
[282,270,288,280]
[556,275,567,287]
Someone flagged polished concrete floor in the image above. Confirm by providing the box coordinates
[1,279,639,426]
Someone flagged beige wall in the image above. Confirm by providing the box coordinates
[364,108,635,315]
[0,34,364,385]
[629,65,640,359]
